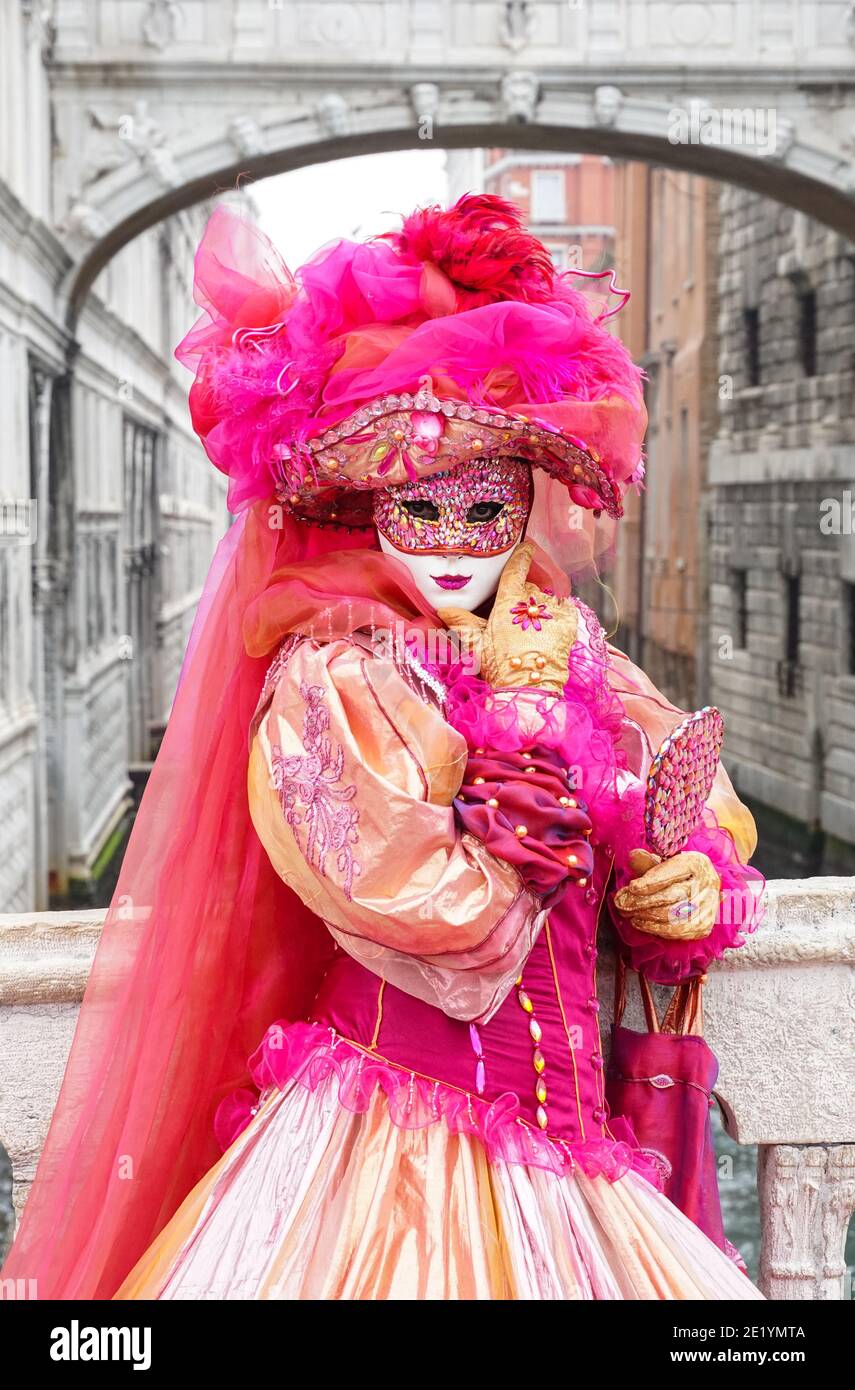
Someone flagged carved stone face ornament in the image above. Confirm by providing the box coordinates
[374,456,533,612]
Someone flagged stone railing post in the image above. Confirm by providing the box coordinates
[758,1144,855,1300]
[705,878,855,1301]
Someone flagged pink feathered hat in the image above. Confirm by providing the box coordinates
[176,194,647,525]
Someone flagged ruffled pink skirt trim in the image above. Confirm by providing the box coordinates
[116,1048,764,1300]
[214,1018,663,1190]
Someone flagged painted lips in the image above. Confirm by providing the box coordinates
[431,574,472,590]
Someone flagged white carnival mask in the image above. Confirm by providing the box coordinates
[373,456,532,612]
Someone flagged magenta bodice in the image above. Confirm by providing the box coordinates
[309,849,614,1146]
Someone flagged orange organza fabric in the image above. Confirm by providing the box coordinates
[112,1061,763,1300]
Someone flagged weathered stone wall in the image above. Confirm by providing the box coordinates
[709,187,855,872]
[716,190,855,450]
[0,909,103,1261]
[0,6,231,910]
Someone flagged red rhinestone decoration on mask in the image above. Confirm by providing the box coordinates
[372,456,532,558]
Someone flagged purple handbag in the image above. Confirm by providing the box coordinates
[606,954,746,1271]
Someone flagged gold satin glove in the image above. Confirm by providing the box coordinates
[437,541,578,694]
[613,848,721,941]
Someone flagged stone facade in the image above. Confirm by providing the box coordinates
[0,5,230,910]
[479,151,615,274]
[709,189,855,874]
[41,0,855,321]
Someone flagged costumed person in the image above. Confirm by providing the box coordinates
[1,194,766,1301]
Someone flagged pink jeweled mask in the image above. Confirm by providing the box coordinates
[372,456,532,558]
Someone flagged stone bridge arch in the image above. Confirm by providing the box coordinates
[49,0,855,324]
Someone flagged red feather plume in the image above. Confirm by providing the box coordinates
[383,192,556,308]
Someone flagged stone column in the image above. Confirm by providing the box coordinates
[30,367,53,911]
[758,1143,855,1299]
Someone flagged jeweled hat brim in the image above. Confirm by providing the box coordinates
[273,387,621,529]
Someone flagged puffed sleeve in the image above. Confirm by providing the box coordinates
[603,643,765,984]
[247,635,551,1022]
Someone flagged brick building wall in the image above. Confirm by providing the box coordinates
[610,167,720,712]
[480,151,615,273]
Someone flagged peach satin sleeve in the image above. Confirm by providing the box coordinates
[247,637,546,1023]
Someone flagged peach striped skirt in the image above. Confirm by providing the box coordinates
[114,1067,764,1301]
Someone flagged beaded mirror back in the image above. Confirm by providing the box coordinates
[644,707,724,859]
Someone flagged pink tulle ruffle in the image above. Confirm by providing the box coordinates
[439,650,643,861]
[214,1019,664,1192]
[175,204,645,513]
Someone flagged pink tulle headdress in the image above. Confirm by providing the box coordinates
[176,194,647,524]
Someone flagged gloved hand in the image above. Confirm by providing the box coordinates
[613,848,721,941]
[437,541,578,694]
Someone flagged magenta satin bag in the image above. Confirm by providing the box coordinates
[605,957,746,1271]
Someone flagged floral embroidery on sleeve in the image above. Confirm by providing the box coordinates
[270,680,361,900]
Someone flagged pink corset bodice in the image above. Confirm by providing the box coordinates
[308,849,615,1147]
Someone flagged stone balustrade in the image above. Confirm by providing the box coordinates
[1,877,853,1298]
